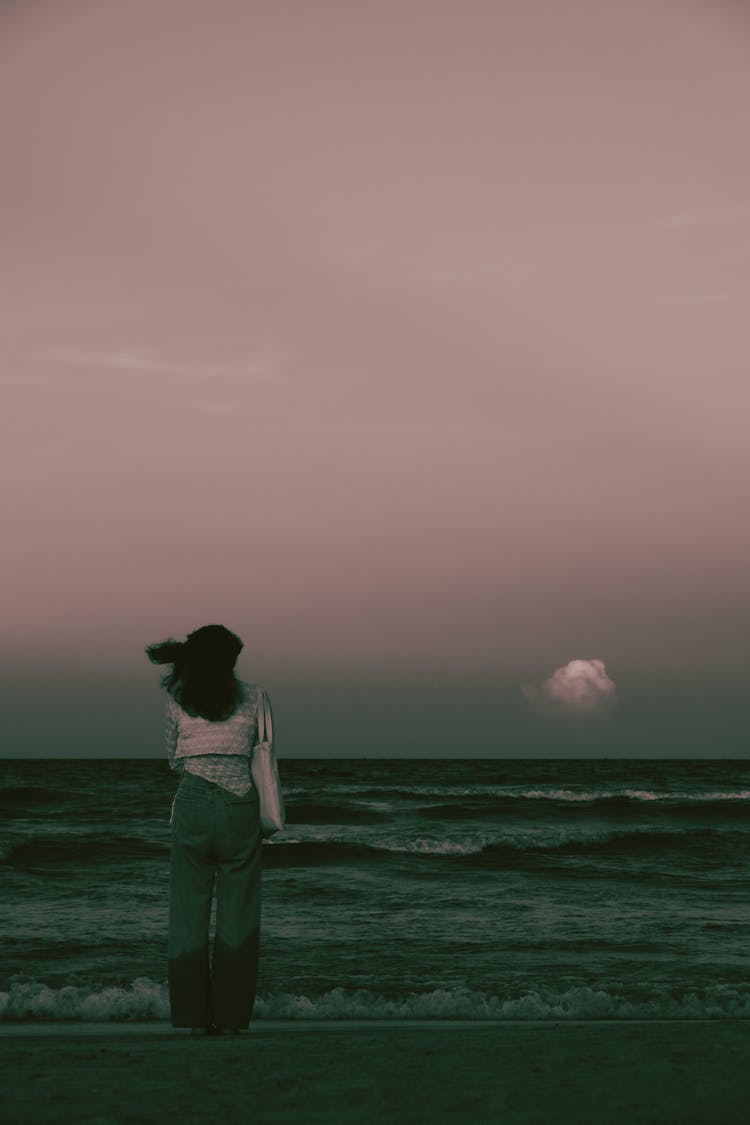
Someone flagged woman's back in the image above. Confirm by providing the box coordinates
[166,680,267,798]
[169,680,262,761]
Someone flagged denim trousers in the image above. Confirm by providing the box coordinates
[168,771,262,1029]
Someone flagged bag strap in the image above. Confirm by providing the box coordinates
[257,687,273,745]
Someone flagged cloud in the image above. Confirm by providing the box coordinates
[44,348,282,382]
[522,659,617,715]
[624,290,750,308]
[658,204,750,229]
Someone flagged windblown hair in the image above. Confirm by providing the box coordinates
[145,624,244,721]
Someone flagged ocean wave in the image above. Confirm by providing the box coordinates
[255,984,750,1021]
[0,977,170,1021]
[4,822,745,872]
[297,784,750,804]
[285,802,390,825]
[0,785,66,804]
[3,978,750,1022]
[463,828,746,871]
[263,826,748,869]
[411,795,750,821]
[265,831,509,861]
[2,836,169,867]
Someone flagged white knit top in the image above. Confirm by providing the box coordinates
[165,679,268,797]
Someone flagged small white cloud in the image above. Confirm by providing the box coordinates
[522,659,617,715]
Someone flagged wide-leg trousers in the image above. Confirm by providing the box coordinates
[168,771,262,1029]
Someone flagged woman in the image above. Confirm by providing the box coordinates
[146,623,268,1035]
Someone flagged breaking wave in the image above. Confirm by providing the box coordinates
[292,784,750,803]
[262,826,747,869]
[3,978,750,1022]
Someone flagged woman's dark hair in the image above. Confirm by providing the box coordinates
[145,624,244,721]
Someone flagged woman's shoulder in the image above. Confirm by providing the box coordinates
[237,680,267,705]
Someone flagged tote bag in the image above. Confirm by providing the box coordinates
[251,688,285,835]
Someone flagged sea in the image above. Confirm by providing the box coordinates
[2,758,749,1022]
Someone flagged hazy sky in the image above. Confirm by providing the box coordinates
[2,0,749,757]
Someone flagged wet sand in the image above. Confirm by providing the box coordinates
[4,1019,750,1123]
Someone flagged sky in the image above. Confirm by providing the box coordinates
[2,0,749,757]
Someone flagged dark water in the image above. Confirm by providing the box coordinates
[2,758,749,1020]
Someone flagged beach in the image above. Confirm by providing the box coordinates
[4,1019,750,1124]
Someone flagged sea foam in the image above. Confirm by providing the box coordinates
[3,979,750,1022]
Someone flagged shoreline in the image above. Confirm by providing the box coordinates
[3,1015,750,1036]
